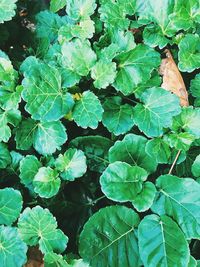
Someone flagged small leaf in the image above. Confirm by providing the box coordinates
[100,161,148,202]
[50,0,66,13]
[66,0,97,21]
[18,206,68,254]
[0,0,17,23]
[109,133,157,174]
[33,121,67,156]
[165,132,195,151]
[55,148,87,181]
[138,214,190,267]
[72,91,103,129]
[152,174,200,239]
[20,155,42,188]
[44,252,69,267]
[102,96,134,136]
[0,226,27,267]
[134,87,181,137]
[33,167,61,198]
[91,60,116,89]
[79,205,140,267]
[0,188,23,225]
[178,34,200,72]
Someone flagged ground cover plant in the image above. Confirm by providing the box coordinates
[0,0,200,266]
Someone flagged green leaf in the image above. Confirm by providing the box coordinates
[44,252,70,267]
[72,91,103,129]
[70,135,113,172]
[18,206,68,254]
[0,108,21,142]
[178,34,200,72]
[19,155,42,188]
[113,44,160,95]
[138,214,190,267]
[145,138,171,164]
[109,133,157,174]
[102,96,135,136]
[66,0,97,21]
[134,87,181,137]
[0,188,22,225]
[192,155,200,178]
[33,167,61,198]
[68,259,90,267]
[172,107,200,138]
[50,0,66,13]
[132,182,156,212]
[33,121,67,156]
[0,226,27,267]
[188,256,197,267]
[79,205,140,267]
[152,174,200,239]
[0,85,22,111]
[21,57,74,122]
[0,142,11,169]
[61,39,96,77]
[100,161,148,202]
[0,0,17,23]
[36,11,66,42]
[91,60,116,89]
[190,73,200,106]
[55,148,87,181]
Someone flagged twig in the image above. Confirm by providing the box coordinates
[168,150,181,175]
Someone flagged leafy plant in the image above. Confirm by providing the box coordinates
[0,0,200,266]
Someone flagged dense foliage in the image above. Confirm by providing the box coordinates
[0,0,200,266]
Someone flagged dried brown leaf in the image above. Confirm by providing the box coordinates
[159,49,189,106]
[24,247,44,267]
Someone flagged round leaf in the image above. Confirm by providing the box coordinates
[145,138,170,164]
[33,167,61,198]
[55,148,87,181]
[100,161,147,202]
[79,205,140,267]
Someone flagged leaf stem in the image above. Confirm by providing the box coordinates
[168,150,181,175]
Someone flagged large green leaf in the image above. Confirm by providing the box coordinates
[33,167,61,198]
[55,148,87,181]
[113,44,160,95]
[21,57,74,122]
[0,142,11,169]
[102,96,134,136]
[192,155,200,178]
[72,91,103,129]
[109,133,157,174]
[61,39,96,77]
[145,138,171,164]
[0,226,27,267]
[79,205,140,267]
[152,174,200,239]
[0,0,17,23]
[134,87,181,137]
[138,214,190,267]
[70,135,113,172]
[50,0,66,13]
[18,206,68,254]
[0,188,22,225]
[19,155,42,188]
[178,34,200,72]
[172,107,200,138]
[100,161,147,202]
[0,109,21,142]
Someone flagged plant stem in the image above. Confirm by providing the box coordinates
[168,150,181,175]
